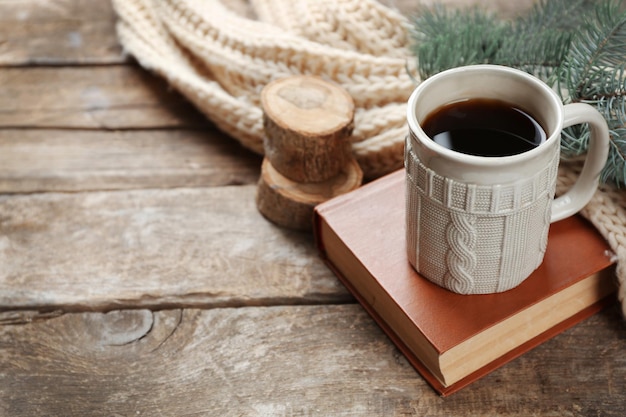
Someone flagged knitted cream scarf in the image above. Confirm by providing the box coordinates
[112,0,626,316]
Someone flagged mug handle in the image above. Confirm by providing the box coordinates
[551,103,610,222]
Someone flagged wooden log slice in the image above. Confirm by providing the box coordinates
[261,76,355,183]
[256,157,363,231]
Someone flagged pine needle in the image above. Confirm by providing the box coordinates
[409,0,626,186]
[559,0,626,185]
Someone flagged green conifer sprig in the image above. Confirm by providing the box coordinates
[410,7,506,80]
[559,1,626,184]
[409,0,626,186]
[409,0,594,81]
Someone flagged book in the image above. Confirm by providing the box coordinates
[313,169,616,396]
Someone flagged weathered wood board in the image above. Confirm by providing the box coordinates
[1,0,625,415]
[0,185,349,312]
[0,0,124,66]
[0,66,211,129]
[412,0,535,17]
[0,304,624,416]
[0,128,261,193]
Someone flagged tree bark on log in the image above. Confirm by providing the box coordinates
[261,75,355,183]
[256,157,363,231]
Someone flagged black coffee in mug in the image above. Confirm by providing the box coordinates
[421,98,547,157]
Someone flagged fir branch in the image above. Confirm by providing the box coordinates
[559,0,626,185]
[602,128,626,184]
[409,6,506,80]
[409,0,596,81]
[496,0,593,83]
[516,0,595,32]
[409,0,626,186]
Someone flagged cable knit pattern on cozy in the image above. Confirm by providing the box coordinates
[444,212,478,294]
[112,0,625,316]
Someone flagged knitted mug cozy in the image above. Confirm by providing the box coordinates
[112,0,626,317]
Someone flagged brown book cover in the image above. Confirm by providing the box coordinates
[313,170,616,396]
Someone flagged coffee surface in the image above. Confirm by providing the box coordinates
[421,98,546,157]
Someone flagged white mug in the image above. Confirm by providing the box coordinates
[405,65,609,294]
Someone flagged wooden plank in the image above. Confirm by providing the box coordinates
[0,304,624,416]
[0,128,262,193]
[0,0,124,66]
[0,66,212,129]
[0,185,350,311]
[405,0,535,17]
[0,0,535,68]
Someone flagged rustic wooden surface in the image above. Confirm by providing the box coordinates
[0,0,624,416]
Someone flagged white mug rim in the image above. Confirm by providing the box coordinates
[406,64,564,167]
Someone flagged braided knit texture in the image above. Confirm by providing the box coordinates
[112,0,625,316]
[112,0,413,179]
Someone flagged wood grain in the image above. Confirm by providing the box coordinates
[256,157,362,231]
[1,0,625,414]
[0,128,261,193]
[0,185,349,312]
[0,0,124,66]
[0,304,623,416]
[261,75,354,183]
[390,0,536,18]
[0,66,211,129]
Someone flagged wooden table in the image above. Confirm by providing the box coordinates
[1,1,624,415]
